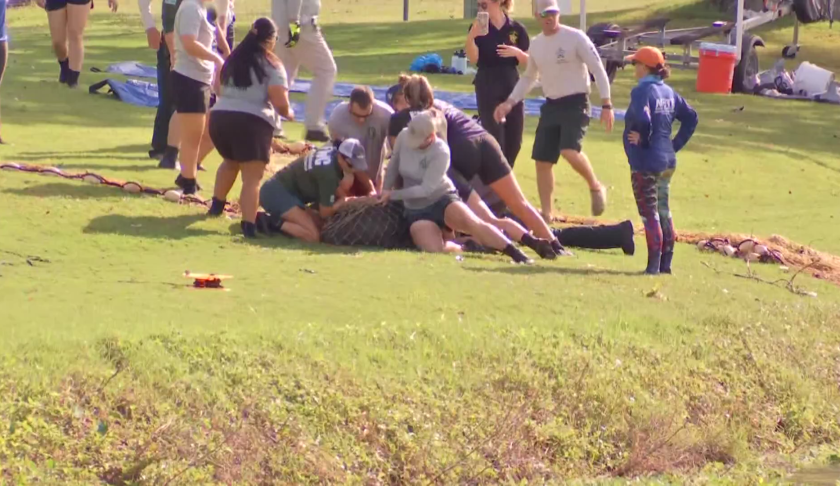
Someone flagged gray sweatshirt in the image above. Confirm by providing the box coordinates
[382,132,456,210]
[273,0,320,24]
[509,25,611,103]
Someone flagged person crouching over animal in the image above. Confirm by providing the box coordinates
[258,139,370,242]
[381,111,533,264]
[623,47,698,275]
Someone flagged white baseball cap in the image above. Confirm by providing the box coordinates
[338,139,368,172]
[404,111,437,149]
[535,0,560,15]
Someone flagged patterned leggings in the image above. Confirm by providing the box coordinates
[631,170,675,270]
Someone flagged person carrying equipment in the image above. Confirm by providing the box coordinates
[258,139,369,242]
[271,0,336,142]
[327,86,393,194]
[495,0,612,222]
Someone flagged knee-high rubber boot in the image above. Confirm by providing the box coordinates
[553,221,635,255]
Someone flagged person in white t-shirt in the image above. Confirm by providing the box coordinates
[494,0,613,222]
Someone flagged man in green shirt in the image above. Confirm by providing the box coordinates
[258,139,369,242]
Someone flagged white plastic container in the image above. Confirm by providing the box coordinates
[793,62,836,97]
[451,55,468,74]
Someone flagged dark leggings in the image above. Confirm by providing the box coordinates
[474,66,523,168]
[631,169,675,269]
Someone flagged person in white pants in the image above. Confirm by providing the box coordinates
[272,0,336,142]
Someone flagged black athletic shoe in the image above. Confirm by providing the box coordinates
[58,59,69,84]
[66,69,81,89]
[305,129,329,143]
[158,146,180,169]
[550,238,574,257]
[241,221,258,239]
[620,220,636,256]
[207,197,226,217]
[502,244,534,265]
[174,175,199,195]
[255,211,279,235]
[149,149,165,160]
[462,239,494,254]
[521,233,557,260]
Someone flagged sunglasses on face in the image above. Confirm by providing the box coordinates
[540,12,558,18]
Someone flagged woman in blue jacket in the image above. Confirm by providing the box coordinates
[624,47,698,275]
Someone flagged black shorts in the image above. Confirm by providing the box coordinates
[532,93,590,163]
[405,192,460,229]
[210,111,274,163]
[45,0,90,11]
[450,135,512,186]
[171,71,211,114]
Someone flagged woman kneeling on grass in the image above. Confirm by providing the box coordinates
[387,75,566,259]
[258,139,370,242]
[623,47,698,275]
[381,111,533,264]
[207,18,293,238]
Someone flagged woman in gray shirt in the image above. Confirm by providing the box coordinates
[206,17,294,238]
[171,0,224,195]
[381,111,532,263]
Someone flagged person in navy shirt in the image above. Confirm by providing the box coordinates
[624,47,698,275]
[465,0,529,168]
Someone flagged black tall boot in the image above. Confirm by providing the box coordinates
[554,221,635,255]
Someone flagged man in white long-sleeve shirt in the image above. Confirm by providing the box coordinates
[495,0,613,220]
[272,0,336,142]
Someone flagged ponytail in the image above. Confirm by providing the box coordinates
[500,0,513,12]
[220,17,279,89]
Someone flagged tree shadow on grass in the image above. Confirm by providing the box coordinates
[84,214,215,240]
[2,181,129,200]
[462,264,642,278]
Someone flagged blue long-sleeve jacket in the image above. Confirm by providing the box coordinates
[623,76,699,173]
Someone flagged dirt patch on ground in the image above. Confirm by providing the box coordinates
[560,215,840,286]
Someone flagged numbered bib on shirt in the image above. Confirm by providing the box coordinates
[303,146,336,171]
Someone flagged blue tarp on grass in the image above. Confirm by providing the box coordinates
[90,62,626,120]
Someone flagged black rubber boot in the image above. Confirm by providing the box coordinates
[502,244,534,264]
[660,251,674,275]
[207,198,226,217]
[645,250,662,275]
[241,221,258,239]
[554,220,635,255]
[174,175,198,195]
[521,233,557,260]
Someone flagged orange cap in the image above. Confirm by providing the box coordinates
[625,47,666,68]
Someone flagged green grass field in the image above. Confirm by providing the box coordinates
[2,0,840,483]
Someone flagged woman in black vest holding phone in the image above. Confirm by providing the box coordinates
[465,0,528,168]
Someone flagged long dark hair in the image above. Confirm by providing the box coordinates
[221,17,280,89]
